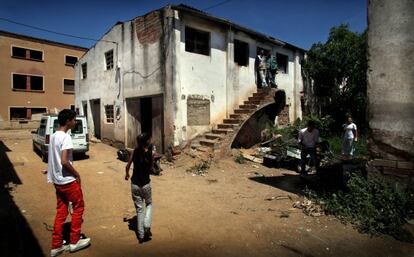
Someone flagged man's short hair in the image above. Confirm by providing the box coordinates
[58,109,76,126]
[307,120,316,127]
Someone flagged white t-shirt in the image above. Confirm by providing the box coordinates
[298,127,319,148]
[47,131,76,185]
[344,123,357,139]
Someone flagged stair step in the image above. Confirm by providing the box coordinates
[223,118,241,124]
[205,133,224,140]
[218,123,235,129]
[199,139,217,147]
[244,100,261,105]
[212,128,233,134]
[230,114,242,119]
[239,104,257,110]
[248,96,262,101]
[196,146,212,152]
[253,92,267,98]
[234,109,252,114]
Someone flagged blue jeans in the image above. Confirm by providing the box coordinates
[131,183,152,239]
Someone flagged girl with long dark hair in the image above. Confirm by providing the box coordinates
[125,133,153,243]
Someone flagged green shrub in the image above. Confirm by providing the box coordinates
[306,174,414,242]
[234,153,246,164]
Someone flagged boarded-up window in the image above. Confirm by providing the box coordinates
[105,105,114,123]
[12,46,43,61]
[105,49,114,70]
[63,79,75,93]
[187,96,210,126]
[12,74,43,91]
[185,27,210,56]
[234,39,249,66]
[65,55,78,66]
[81,63,87,79]
[276,53,288,74]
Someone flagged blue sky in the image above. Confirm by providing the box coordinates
[0,0,367,50]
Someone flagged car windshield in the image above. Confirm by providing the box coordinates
[53,119,83,134]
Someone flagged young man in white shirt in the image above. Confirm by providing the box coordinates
[298,120,320,175]
[48,109,90,257]
[342,116,358,157]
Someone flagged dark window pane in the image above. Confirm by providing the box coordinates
[105,50,114,70]
[10,108,27,120]
[234,39,249,66]
[185,27,210,56]
[64,79,75,92]
[276,53,288,74]
[105,105,114,123]
[12,47,26,58]
[65,55,78,65]
[30,50,43,60]
[13,74,27,90]
[81,63,87,79]
[72,120,83,134]
[31,76,43,90]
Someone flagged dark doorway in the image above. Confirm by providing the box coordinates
[140,97,152,135]
[90,99,101,139]
[126,95,164,153]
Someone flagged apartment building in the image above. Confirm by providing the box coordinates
[0,30,87,128]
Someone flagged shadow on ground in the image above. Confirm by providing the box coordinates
[0,140,45,257]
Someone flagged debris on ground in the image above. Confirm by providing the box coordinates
[186,158,211,176]
[265,195,291,201]
[293,197,325,217]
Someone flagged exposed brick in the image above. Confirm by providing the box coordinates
[134,10,162,44]
[371,159,397,168]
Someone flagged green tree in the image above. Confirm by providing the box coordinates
[303,24,367,130]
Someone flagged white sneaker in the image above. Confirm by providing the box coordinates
[50,245,69,257]
[69,237,91,252]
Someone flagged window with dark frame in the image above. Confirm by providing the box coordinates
[104,105,114,123]
[276,53,288,74]
[11,46,43,61]
[105,50,114,70]
[63,79,75,93]
[12,74,44,91]
[81,63,87,79]
[234,39,249,66]
[185,26,210,56]
[10,107,47,120]
[65,55,78,66]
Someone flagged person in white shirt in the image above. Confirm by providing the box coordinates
[298,120,319,175]
[255,49,268,88]
[342,117,358,157]
[48,109,90,257]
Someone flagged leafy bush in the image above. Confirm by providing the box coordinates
[306,174,414,242]
[186,159,211,175]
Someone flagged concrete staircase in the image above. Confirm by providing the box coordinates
[191,88,275,154]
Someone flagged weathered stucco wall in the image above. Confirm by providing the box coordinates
[367,0,414,181]
[172,11,304,145]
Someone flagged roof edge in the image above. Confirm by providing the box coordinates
[0,30,88,51]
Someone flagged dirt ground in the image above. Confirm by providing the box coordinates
[1,129,413,257]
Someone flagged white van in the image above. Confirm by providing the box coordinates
[32,115,89,162]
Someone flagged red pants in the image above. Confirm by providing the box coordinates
[52,181,85,248]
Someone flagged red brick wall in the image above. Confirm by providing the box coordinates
[134,11,162,44]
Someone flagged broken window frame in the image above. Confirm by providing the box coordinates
[65,55,78,66]
[276,53,289,74]
[63,79,75,93]
[234,39,249,66]
[11,45,44,62]
[185,26,210,56]
[105,49,114,70]
[12,73,44,92]
[9,106,47,120]
[81,63,87,79]
[104,104,114,124]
